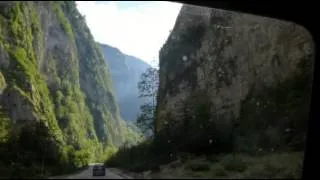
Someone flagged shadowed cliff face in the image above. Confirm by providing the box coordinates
[156,4,313,153]
[99,43,152,122]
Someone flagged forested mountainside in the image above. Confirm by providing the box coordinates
[0,1,140,177]
[156,4,313,154]
[99,43,151,122]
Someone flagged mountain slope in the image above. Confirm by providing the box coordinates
[99,43,151,122]
[0,1,139,177]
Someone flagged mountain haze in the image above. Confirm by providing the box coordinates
[99,43,152,122]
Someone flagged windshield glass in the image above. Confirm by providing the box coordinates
[0,1,313,179]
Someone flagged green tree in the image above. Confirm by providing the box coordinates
[136,67,159,137]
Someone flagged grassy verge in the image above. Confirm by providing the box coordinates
[0,157,88,179]
[105,136,304,179]
[146,152,304,179]
[105,140,171,172]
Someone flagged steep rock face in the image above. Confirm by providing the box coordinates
[0,1,136,172]
[0,72,6,94]
[156,5,313,153]
[99,43,151,121]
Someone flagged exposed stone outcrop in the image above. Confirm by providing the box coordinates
[156,4,313,153]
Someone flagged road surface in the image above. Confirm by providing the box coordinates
[50,165,134,179]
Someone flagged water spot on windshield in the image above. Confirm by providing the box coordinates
[182,55,188,61]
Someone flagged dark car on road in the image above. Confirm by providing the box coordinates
[92,164,106,176]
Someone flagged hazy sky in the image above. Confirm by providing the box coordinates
[76,1,182,66]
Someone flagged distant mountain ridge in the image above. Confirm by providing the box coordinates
[99,43,151,122]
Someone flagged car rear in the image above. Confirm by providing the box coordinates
[92,164,106,176]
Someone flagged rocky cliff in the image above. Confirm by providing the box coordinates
[99,43,151,122]
[156,4,313,153]
[0,1,139,176]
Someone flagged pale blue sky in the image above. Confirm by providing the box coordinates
[76,1,182,66]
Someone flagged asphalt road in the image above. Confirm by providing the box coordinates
[50,165,134,179]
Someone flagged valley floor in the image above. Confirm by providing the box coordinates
[50,166,134,179]
[138,152,304,179]
[50,151,303,179]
